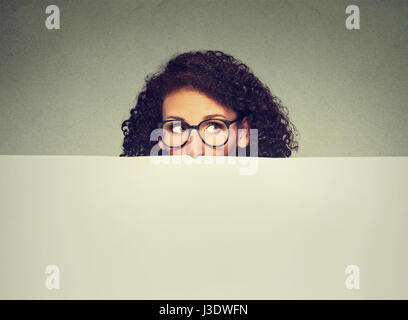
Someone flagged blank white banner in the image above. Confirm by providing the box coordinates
[0,156,407,299]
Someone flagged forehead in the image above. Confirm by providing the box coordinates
[162,88,236,121]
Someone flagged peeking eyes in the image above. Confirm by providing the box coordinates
[169,121,224,135]
[160,118,237,148]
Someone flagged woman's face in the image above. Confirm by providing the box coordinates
[159,88,249,158]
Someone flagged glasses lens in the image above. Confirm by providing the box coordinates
[162,120,189,147]
[199,120,229,147]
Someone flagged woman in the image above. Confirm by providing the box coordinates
[120,50,298,158]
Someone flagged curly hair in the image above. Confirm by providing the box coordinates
[121,50,298,157]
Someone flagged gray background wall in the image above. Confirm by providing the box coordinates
[0,0,407,156]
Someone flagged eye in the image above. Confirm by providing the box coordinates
[205,122,223,133]
[171,123,186,134]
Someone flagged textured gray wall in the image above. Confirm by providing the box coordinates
[0,0,407,156]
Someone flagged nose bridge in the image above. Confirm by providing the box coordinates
[186,128,204,157]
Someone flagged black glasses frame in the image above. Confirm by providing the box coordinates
[158,118,238,148]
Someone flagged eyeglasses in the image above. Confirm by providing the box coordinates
[158,118,238,148]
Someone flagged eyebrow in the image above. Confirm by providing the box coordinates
[165,116,185,121]
[165,114,228,121]
[203,114,227,120]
